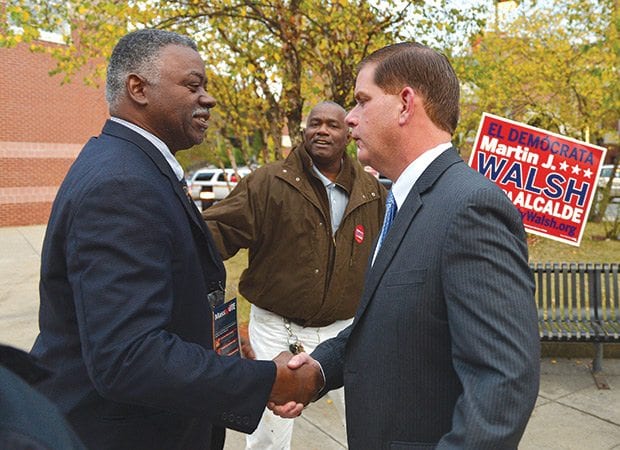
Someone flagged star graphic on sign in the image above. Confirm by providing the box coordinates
[583,168,592,178]
[571,164,581,174]
[559,160,569,171]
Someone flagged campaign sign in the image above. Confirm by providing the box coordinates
[468,113,607,246]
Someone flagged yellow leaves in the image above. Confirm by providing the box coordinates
[317,39,328,52]
[458,0,617,145]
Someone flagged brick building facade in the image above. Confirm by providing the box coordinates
[0,42,108,226]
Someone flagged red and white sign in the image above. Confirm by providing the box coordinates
[354,224,365,244]
[468,113,607,246]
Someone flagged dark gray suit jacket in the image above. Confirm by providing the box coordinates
[313,148,540,449]
[31,120,276,450]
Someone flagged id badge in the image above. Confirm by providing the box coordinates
[211,297,240,357]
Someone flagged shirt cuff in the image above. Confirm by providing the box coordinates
[314,359,327,400]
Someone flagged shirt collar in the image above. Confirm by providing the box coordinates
[296,145,353,194]
[110,117,185,181]
[312,162,342,187]
[391,142,453,209]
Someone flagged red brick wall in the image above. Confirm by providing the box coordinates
[1,157,74,187]
[0,202,53,227]
[0,42,108,226]
[0,42,109,143]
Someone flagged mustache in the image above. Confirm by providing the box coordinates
[192,107,211,117]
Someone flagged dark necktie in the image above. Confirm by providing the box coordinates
[179,177,194,203]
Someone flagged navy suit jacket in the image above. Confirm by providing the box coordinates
[313,148,540,449]
[31,120,275,450]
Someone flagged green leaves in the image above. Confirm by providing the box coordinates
[455,0,618,152]
[5,0,616,167]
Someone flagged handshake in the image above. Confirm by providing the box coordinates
[267,352,323,418]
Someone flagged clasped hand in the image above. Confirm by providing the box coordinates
[268,351,322,418]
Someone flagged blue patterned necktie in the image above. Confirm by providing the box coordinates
[376,190,397,253]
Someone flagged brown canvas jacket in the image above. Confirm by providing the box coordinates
[203,145,386,327]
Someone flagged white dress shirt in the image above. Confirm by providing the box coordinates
[371,142,453,265]
[391,142,453,209]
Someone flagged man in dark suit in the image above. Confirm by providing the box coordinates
[271,42,540,449]
[0,345,86,449]
[30,29,319,450]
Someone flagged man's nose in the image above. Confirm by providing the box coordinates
[345,110,356,127]
[317,123,330,134]
[200,93,217,108]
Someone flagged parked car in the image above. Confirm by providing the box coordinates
[187,167,252,210]
[364,165,392,190]
[597,164,620,199]
[378,174,392,190]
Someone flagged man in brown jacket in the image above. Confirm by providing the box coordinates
[203,101,385,450]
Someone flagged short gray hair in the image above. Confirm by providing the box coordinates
[105,29,197,109]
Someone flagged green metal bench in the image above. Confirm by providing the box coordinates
[531,262,619,376]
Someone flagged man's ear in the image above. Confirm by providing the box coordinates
[126,73,149,106]
[398,86,415,125]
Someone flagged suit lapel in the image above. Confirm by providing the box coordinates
[102,121,205,229]
[101,120,225,276]
[354,148,463,320]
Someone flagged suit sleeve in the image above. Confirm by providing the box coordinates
[66,174,275,433]
[310,323,352,395]
[203,174,263,260]
[438,186,540,449]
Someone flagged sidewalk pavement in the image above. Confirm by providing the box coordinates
[1,224,619,450]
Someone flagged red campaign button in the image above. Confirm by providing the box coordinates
[354,225,365,244]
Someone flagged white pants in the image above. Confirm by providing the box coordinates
[246,305,352,450]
